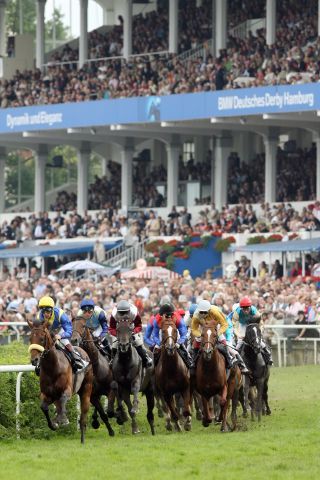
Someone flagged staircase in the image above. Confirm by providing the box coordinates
[104,238,148,269]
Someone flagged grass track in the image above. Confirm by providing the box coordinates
[1,365,320,480]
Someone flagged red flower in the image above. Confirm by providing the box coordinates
[189,241,203,248]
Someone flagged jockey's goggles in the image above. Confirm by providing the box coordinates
[241,306,250,311]
[118,310,130,316]
[164,313,173,318]
[41,307,53,314]
[199,311,208,316]
[82,306,94,312]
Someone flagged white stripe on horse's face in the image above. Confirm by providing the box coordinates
[167,325,174,347]
[207,329,212,341]
[167,325,173,337]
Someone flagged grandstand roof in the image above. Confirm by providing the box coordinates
[0,240,122,259]
[233,237,320,253]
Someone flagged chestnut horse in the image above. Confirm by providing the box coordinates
[71,317,115,437]
[28,320,93,443]
[194,321,242,432]
[154,317,192,432]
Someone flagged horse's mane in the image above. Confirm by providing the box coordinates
[202,319,218,330]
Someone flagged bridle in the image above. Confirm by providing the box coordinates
[161,322,177,355]
[201,327,218,359]
[116,320,133,353]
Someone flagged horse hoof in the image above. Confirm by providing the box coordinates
[184,423,192,432]
[242,412,248,418]
[51,422,58,431]
[266,409,271,416]
[60,418,69,427]
[166,424,173,432]
[174,423,182,432]
[196,412,202,421]
[108,429,115,437]
[116,418,124,426]
[92,419,100,429]
[106,410,114,418]
[202,420,210,428]
[132,429,140,435]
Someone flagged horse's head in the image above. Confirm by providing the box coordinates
[161,318,178,356]
[27,319,52,366]
[116,318,133,353]
[244,323,262,354]
[71,316,86,346]
[201,321,218,361]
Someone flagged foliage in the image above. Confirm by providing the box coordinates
[200,234,211,247]
[0,365,319,480]
[266,234,283,242]
[145,256,156,266]
[165,254,175,270]
[214,236,236,252]
[144,240,165,253]
[246,235,267,245]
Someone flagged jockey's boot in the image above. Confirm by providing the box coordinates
[100,337,112,359]
[262,345,273,365]
[109,348,118,367]
[153,347,161,366]
[65,344,89,373]
[136,345,153,368]
[178,344,194,369]
[235,351,250,374]
[217,344,234,370]
[190,348,200,374]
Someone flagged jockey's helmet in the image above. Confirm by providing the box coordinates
[159,303,174,316]
[198,299,211,314]
[117,300,131,315]
[80,298,95,310]
[239,296,252,308]
[38,296,55,309]
[189,303,198,317]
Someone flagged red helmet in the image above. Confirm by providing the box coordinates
[240,296,252,308]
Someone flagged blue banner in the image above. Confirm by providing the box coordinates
[0,83,319,134]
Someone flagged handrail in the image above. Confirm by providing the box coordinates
[106,238,148,269]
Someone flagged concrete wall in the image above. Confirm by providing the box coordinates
[1,35,34,79]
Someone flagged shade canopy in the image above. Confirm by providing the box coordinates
[57,260,106,272]
[121,266,181,280]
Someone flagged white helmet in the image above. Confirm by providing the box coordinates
[198,299,211,313]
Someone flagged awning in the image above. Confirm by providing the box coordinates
[232,237,320,253]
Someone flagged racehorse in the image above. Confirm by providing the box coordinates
[71,317,115,437]
[112,318,155,435]
[154,317,192,432]
[194,321,242,432]
[241,323,271,421]
[27,319,93,443]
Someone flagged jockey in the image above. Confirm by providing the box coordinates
[191,299,234,369]
[109,300,153,368]
[77,298,111,357]
[232,296,273,365]
[184,303,198,352]
[153,303,193,369]
[37,296,89,373]
[225,303,249,374]
[144,314,157,350]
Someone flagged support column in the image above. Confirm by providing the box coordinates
[101,144,112,177]
[266,0,276,46]
[264,130,278,204]
[79,0,88,68]
[169,0,178,54]
[121,143,134,213]
[166,141,180,209]
[34,145,47,213]
[315,134,320,199]
[77,142,90,214]
[0,147,6,213]
[215,0,227,56]
[123,0,132,59]
[36,0,46,69]
[0,0,7,58]
[213,134,232,210]
[318,0,320,37]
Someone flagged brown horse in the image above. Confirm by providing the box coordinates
[154,317,191,432]
[28,319,93,443]
[71,317,115,437]
[195,321,242,432]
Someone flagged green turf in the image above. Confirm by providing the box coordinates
[1,347,319,480]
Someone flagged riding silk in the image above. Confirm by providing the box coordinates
[191,306,228,338]
[37,307,72,338]
[233,305,259,325]
[153,312,187,346]
[77,306,108,336]
[109,304,142,336]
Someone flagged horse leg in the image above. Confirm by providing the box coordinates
[123,390,139,435]
[164,394,182,432]
[130,378,141,415]
[91,407,100,429]
[111,380,126,425]
[181,388,192,432]
[40,396,57,431]
[263,378,271,415]
[192,391,203,421]
[78,381,92,444]
[91,395,115,437]
[219,384,230,432]
[145,386,155,435]
[255,380,264,422]
[155,394,164,418]
[56,392,71,426]
[201,397,212,427]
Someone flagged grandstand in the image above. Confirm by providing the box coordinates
[0,1,320,237]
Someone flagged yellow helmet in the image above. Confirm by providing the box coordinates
[38,296,55,309]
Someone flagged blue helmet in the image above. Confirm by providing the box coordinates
[80,298,95,309]
[189,303,198,317]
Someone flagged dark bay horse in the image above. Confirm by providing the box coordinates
[242,323,271,421]
[112,319,155,435]
[154,318,191,432]
[195,321,242,432]
[28,319,93,443]
[71,317,115,437]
